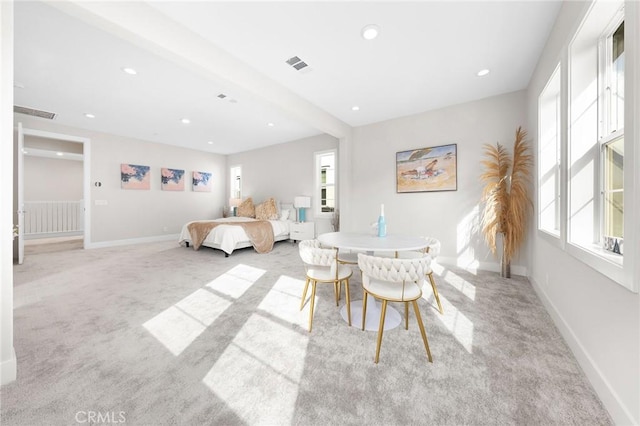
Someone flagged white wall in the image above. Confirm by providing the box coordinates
[14,115,227,245]
[227,133,338,235]
[1,0,16,385]
[24,156,83,201]
[526,1,639,424]
[348,90,529,274]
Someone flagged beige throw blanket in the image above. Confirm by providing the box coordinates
[187,220,275,253]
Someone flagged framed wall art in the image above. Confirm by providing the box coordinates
[396,143,457,193]
[121,163,151,190]
[192,171,212,192]
[161,168,185,191]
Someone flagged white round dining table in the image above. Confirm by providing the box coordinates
[317,232,429,254]
[317,232,429,331]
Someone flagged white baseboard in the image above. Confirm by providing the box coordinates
[529,276,636,425]
[85,234,179,249]
[438,256,528,277]
[1,347,16,385]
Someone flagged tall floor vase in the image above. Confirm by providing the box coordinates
[500,236,511,278]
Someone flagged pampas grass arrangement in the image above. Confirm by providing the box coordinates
[480,126,533,277]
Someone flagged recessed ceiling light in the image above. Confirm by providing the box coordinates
[84,113,95,118]
[477,69,490,77]
[207,141,214,145]
[267,122,274,127]
[56,152,64,156]
[352,106,360,111]
[361,24,380,40]
[181,118,191,124]
[122,67,137,75]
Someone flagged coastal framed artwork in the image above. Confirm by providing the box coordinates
[121,164,151,190]
[396,143,457,193]
[161,168,185,191]
[192,171,212,192]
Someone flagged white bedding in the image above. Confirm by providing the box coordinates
[179,216,291,255]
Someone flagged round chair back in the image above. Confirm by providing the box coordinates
[357,253,430,286]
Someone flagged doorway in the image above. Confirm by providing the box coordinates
[16,125,91,263]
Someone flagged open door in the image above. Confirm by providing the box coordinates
[17,122,24,264]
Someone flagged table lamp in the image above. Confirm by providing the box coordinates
[294,196,311,222]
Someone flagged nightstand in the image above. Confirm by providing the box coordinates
[290,221,315,242]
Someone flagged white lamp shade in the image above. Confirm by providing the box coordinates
[294,196,311,208]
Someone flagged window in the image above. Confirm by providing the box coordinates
[230,165,241,200]
[598,18,624,253]
[602,136,623,241]
[538,64,561,236]
[314,150,336,216]
[564,0,631,288]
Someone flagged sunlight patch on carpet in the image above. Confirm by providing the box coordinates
[256,275,307,327]
[433,265,476,300]
[434,294,474,353]
[202,314,309,425]
[143,289,231,356]
[144,264,266,355]
[206,264,266,299]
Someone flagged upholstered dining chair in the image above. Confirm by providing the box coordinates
[298,239,353,332]
[335,249,366,300]
[375,237,443,314]
[357,252,433,363]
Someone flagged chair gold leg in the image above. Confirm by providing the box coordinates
[345,279,351,326]
[428,273,444,314]
[334,282,340,306]
[404,301,409,330]
[361,291,368,331]
[300,278,310,311]
[374,300,388,363]
[309,281,317,332]
[412,300,432,362]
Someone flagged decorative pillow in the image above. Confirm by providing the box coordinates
[255,198,279,220]
[237,197,255,218]
[280,209,290,220]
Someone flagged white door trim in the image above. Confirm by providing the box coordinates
[20,127,91,249]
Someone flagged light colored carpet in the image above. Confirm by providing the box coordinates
[2,240,611,425]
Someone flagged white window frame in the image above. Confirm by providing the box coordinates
[230,165,241,200]
[597,15,625,255]
[563,0,636,291]
[538,64,562,238]
[314,149,337,218]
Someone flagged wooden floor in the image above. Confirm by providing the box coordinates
[24,236,83,255]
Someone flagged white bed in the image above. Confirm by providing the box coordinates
[178,203,295,256]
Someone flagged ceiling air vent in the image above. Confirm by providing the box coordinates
[217,94,227,99]
[285,56,310,72]
[14,105,56,120]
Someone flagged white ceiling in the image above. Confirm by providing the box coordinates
[13,1,562,155]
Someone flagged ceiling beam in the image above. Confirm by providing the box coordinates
[50,1,352,140]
